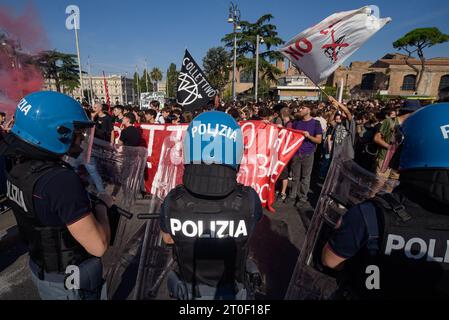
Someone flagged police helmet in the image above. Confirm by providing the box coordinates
[183,111,243,170]
[400,103,449,170]
[11,91,94,155]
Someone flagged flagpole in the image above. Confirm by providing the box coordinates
[73,16,84,103]
[87,55,94,106]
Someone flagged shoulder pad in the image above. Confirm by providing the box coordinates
[169,184,187,200]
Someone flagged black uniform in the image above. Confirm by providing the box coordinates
[160,164,262,298]
[6,158,93,277]
[329,180,449,299]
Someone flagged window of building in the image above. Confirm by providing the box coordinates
[240,71,254,83]
[439,75,449,92]
[360,73,376,90]
[401,74,417,91]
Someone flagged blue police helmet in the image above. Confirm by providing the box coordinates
[183,111,244,169]
[400,103,449,170]
[11,91,94,155]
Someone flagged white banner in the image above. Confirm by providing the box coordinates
[140,92,165,109]
[280,5,391,84]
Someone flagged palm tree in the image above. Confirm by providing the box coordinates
[150,67,163,92]
[222,14,284,92]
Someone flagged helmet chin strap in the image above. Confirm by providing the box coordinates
[67,143,83,159]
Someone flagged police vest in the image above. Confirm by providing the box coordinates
[162,184,257,288]
[6,159,91,276]
[340,192,449,299]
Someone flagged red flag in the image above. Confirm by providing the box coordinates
[102,71,111,113]
[116,121,304,212]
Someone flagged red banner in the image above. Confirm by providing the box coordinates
[120,121,304,212]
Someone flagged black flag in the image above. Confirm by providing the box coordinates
[176,50,218,111]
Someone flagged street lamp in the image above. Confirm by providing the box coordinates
[228,2,241,102]
[255,35,264,102]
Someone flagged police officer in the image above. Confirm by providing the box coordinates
[321,103,449,299]
[0,91,112,300]
[160,111,263,300]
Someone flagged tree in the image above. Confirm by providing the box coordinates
[141,68,150,92]
[203,47,230,93]
[150,67,163,92]
[133,71,141,100]
[393,27,449,93]
[35,50,82,93]
[222,14,284,93]
[166,63,179,98]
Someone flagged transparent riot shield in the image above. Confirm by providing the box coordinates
[105,130,185,300]
[284,145,399,300]
[67,136,149,300]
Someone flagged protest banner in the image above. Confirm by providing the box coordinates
[120,121,305,212]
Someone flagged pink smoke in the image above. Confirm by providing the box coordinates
[0,3,49,119]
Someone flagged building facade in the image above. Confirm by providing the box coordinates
[231,59,321,101]
[43,74,135,105]
[328,53,449,100]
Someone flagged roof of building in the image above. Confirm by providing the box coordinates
[376,53,449,66]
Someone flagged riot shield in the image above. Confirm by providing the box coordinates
[67,137,149,300]
[284,145,398,300]
[131,130,185,300]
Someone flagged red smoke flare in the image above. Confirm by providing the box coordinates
[0,4,48,119]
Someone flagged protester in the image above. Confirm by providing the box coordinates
[373,100,421,180]
[143,109,157,124]
[156,107,170,124]
[277,107,294,201]
[119,113,142,147]
[287,104,323,207]
[327,97,356,160]
[92,103,113,142]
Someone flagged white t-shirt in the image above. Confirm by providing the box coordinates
[315,116,327,133]
[156,112,165,124]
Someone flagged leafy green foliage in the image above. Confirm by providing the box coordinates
[222,14,284,91]
[203,47,230,93]
[166,63,179,98]
[35,50,82,93]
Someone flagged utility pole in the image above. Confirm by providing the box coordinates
[228,2,241,103]
[73,15,84,103]
[255,35,264,102]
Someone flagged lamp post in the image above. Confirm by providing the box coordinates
[228,2,241,103]
[255,35,264,102]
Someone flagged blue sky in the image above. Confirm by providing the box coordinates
[2,0,449,79]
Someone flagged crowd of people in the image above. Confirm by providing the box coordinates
[0,95,430,210]
[77,95,431,209]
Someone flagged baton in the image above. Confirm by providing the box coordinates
[137,213,160,220]
[89,193,133,219]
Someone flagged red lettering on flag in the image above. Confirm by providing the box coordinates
[284,38,313,60]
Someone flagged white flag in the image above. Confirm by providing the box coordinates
[279,5,391,84]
